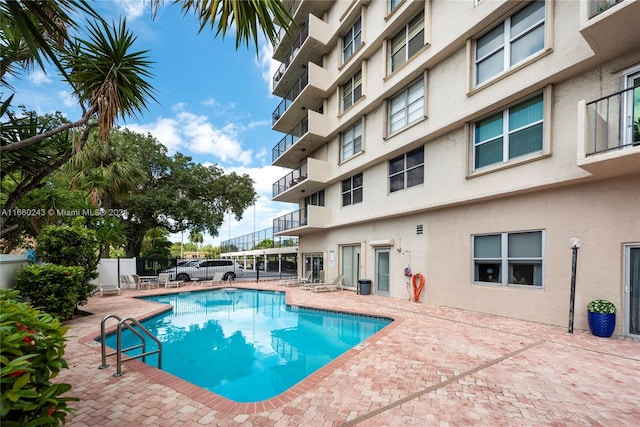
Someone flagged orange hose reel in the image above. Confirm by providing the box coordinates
[408,273,425,302]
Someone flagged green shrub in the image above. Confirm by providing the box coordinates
[37,220,99,308]
[14,265,86,321]
[0,290,77,426]
[587,299,617,314]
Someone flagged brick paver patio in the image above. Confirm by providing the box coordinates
[58,280,640,426]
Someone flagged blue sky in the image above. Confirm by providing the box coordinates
[7,0,295,247]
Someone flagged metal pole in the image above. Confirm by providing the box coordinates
[256,255,260,283]
[568,245,579,333]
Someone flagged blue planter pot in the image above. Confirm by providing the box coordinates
[588,311,616,337]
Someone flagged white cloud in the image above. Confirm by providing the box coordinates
[257,39,280,94]
[27,70,51,85]
[177,111,254,165]
[125,117,183,153]
[125,104,258,165]
[58,90,77,108]
[115,0,146,21]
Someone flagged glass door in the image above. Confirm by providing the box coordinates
[304,254,324,282]
[624,245,640,338]
[375,248,390,296]
[625,69,640,145]
[341,245,361,289]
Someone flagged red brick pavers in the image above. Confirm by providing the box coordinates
[58,281,640,426]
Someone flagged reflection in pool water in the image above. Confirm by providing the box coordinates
[103,289,391,402]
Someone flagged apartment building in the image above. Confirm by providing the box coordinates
[268,0,640,337]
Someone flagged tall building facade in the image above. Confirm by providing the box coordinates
[268,0,640,336]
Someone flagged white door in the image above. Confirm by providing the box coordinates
[375,248,390,296]
[624,245,640,338]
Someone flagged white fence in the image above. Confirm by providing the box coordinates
[0,254,30,289]
[0,255,137,291]
[96,258,137,288]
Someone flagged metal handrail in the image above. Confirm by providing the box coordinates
[98,314,162,377]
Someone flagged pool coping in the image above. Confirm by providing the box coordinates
[79,284,402,414]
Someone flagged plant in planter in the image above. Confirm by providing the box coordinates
[587,299,617,337]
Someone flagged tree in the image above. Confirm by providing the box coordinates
[189,230,204,258]
[1,11,155,238]
[2,0,292,156]
[2,0,289,243]
[91,215,127,258]
[99,129,256,257]
[64,131,147,210]
[201,244,220,259]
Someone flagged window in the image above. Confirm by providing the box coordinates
[388,77,424,134]
[473,94,543,169]
[389,11,424,73]
[341,121,363,161]
[343,16,362,63]
[341,70,363,111]
[342,173,363,206]
[475,1,545,85]
[389,146,424,193]
[304,190,324,207]
[389,0,402,13]
[473,231,544,286]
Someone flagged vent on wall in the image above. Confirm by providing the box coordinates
[416,225,423,235]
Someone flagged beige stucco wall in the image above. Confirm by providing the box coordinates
[300,174,640,334]
[278,1,640,336]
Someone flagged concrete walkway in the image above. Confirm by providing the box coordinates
[59,281,640,426]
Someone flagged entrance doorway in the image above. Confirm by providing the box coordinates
[304,254,324,282]
[624,245,640,338]
[341,245,361,289]
[375,248,390,296]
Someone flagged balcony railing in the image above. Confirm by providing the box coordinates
[220,227,298,253]
[273,22,309,89]
[585,84,640,155]
[272,69,309,125]
[273,0,304,48]
[273,208,307,233]
[589,0,624,19]
[273,163,308,198]
[272,116,308,163]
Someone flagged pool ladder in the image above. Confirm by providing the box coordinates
[98,314,162,377]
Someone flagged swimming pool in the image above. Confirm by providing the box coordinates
[103,288,391,402]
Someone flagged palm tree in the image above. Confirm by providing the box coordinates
[63,130,148,210]
[189,230,204,258]
[1,8,154,236]
[1,0,290,239]
[1,3,156,152]
[153,0,293,52]
[93,215,127,258]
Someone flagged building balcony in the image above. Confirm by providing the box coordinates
[272,14,333,98]
[273,205,329,236]
[577,85,640,177]
[580,0,640,60]
[272,111,331,169]
[273,0,333,61]
[272,63,332,132]
[272,158,331,203]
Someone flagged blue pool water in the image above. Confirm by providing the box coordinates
[103,289,391,402]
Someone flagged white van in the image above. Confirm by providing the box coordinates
[164,259,242,282]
